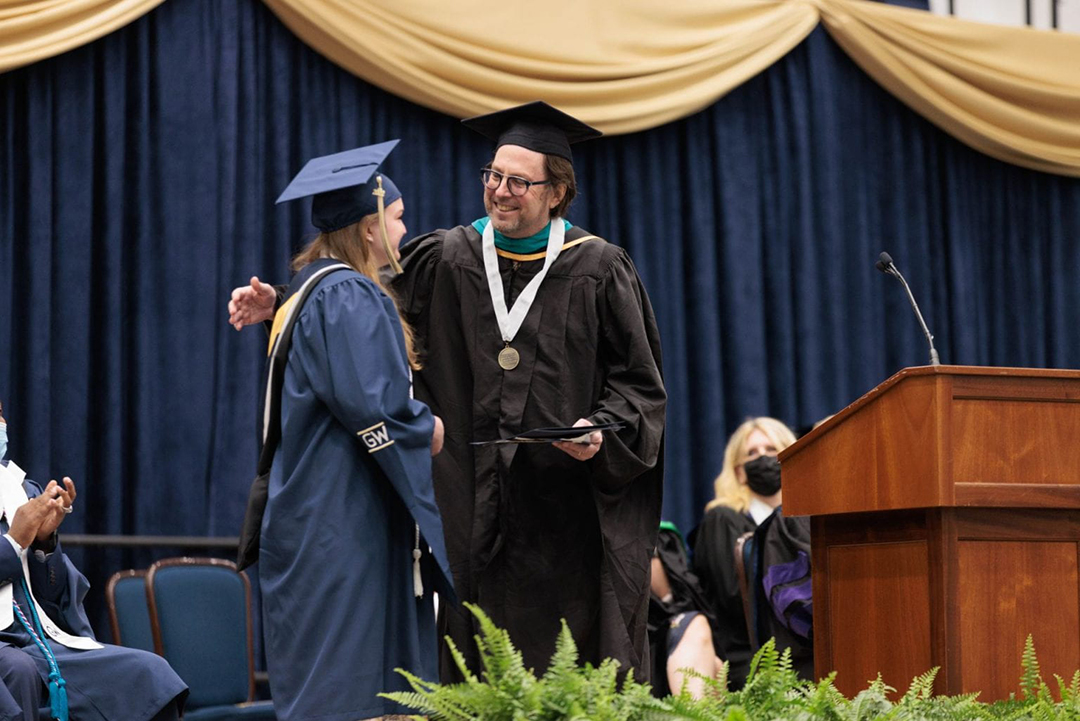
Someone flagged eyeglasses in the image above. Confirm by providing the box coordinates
[481,168,550,197]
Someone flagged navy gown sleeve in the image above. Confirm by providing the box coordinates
[292,275,453,592]
[28,541,95,639]
[0,541,20,590]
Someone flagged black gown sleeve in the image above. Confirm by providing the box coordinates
[588,248,667,492]
[693,507,753,625]
[391,231,445,329]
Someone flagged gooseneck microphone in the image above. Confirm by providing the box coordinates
[875,251,941,366]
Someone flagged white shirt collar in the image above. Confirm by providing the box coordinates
[748,496,776,525]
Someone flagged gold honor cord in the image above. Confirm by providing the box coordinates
[372,176,404,275]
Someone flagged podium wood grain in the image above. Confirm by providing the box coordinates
[781,366,1080,699]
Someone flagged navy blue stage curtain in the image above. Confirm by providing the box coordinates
[2,0,1078,634]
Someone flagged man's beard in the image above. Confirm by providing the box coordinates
[485,197,538,238]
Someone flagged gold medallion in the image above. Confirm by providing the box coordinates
[498,344,520,370]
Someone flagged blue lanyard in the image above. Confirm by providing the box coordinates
[13,577,68,721]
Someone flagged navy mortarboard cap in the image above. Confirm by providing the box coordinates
[461,101,602,162]
[276,140,402,232]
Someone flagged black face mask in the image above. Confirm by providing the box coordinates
[744,455,781,497]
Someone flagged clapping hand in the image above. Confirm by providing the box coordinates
[34,477,76,542]
[8,477,75,548]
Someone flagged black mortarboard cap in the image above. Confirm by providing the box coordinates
[461,101,601,162]
[276,140,402,232]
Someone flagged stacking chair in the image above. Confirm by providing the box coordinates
[105,569,156,652]
[146,557,276,720]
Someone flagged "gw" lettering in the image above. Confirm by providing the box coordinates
[359,423,393,452]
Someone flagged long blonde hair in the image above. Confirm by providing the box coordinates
[706,417,797,513]
[291,214,420,369]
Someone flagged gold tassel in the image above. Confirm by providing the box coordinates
[372,176,404,275]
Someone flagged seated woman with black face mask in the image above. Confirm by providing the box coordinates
[691,417,811,689]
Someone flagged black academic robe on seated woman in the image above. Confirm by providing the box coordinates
[692,505,815,688]
[394,223,666,681]
[691,505,757,689]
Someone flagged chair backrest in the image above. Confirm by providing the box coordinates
[733,531,759,650]
[146,557,255,710]
[105,569,156,652]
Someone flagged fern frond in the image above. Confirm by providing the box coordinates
[380,678,476,721]
[849,678,894,721]
[1061,670,1080,706]
[793,672,846,721]
[900,667,939,703]
[466,601,534,689]
[1020,634,1041,700]
[660,690,726,721]
[747,638,780,683]
[710,659,730,701]
[444,635,481,686]
[723,704,749,721]
[778,645,795,675]
[675,664,730,712]
[541,620,580,683]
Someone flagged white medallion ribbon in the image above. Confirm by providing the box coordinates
[481,218,565,347]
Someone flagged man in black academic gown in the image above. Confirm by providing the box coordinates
[392,102,666,681]
[228,103,666,681]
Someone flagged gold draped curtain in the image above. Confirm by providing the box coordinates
[0,0,165,71]
[2,0,1079,176]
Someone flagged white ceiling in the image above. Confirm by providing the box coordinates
[928,0,1080,32]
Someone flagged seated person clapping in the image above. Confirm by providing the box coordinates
[0,398,188,721]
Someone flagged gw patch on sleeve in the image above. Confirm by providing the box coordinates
[358,421,394,452]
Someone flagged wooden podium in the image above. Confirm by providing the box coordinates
[779,366,1080,700]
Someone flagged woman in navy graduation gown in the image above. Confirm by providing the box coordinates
[258,143,452,721]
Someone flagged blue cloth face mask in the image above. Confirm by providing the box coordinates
[0,422,7,461]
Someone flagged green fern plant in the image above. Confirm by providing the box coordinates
[795,672,847,721]
[1054,670,1080,712]
[381,602,688,720]
[383,611,1080,721]
[845,675,895,721]
[727,639,806,719]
